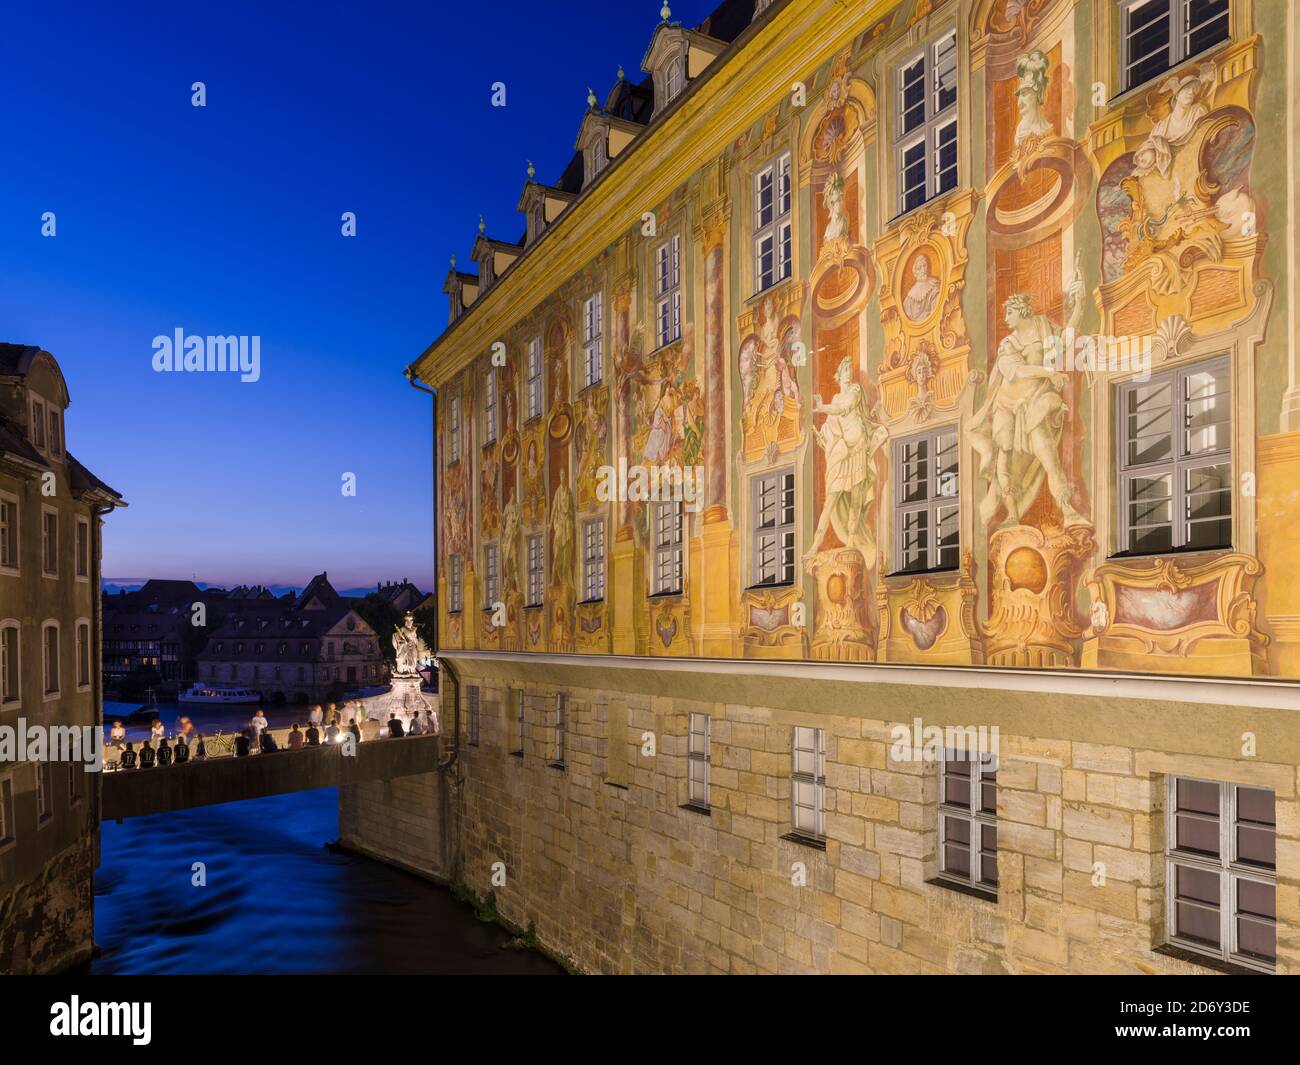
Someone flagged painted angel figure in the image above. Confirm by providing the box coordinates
[807,356,889,569]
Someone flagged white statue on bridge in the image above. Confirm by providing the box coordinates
[391,612,427,677]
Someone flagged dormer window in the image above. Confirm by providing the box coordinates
[593,135,608,175]
[530,203,546,243]
[665,57,685,102]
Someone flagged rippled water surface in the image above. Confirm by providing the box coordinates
[92,787,562,975]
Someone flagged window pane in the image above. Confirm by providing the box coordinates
[900,509,928,573]
[934,120,958,195]
[1186,0,1230,58]
[933,33,957,114]
[1174,863,1221,946]
[936,505,960,571]
[1184,462,1232,550]
[899,58,925,134]
[1126,379,1174,466]
[1127,474,1173,552]
[979,823,998,886]
[901,438,928,503]
[1125,0,1173,89]
[1183,363,1230,456]
[901,141,927,213]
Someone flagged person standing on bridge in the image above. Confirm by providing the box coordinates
[309,704,323,731]
[348,718,361,745]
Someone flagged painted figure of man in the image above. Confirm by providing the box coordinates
[968,271,1090,528]
[808,356,889,569]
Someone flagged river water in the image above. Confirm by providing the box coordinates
[91,703,562,975]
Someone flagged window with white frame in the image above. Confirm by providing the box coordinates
[0,622,18,704]
[754,152,793,293]
[483,366,498,444]
[448,554,463,613]
[652,499,683,595]
[1118,357,1231,555]
[582,518,605,602]
[1166,776,1275,970]
[0,493,17,571]
[31,398,46,450]
[76,518,89,579]
[467,685,480,746]
[483,544,500,609]
[526,532,544,607]
[939,749,998,893]
[654,235,682,349]
[1120,0,1230,94]
[42,508,58,576]
[76,621,90,689]
[896,29,959,215]
[0,775,13,848]
[526,336,543,420]
[791,726,825,840]
[43,622,59,696]
[512,689,525,754]
[687,712,710,809]
[448,394,462,464]
[752,469,795,587]
[553,692,566,765]
[36,763,52,824]
[582,292,604,388]
[894,428,960,573]
[665,56,685,103]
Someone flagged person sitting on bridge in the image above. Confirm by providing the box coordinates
[156,741,173,767]
[150,719,165,744]
[109,721,127,748]
[324,718,340,744]
[387,712,405,738]
[139,742,156,769]
[173,735,190,764]
[305,722,321,747]
[194,734,208,759]
[348,718,361,745]
[235,730,252,758]
[260,729,280,754]
[119,742,138,769]
[287,723,304,750]
[407,711,424,736]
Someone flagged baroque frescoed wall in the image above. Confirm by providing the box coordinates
[428,0,1300,683]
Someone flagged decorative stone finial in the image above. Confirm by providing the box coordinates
[478,213,486,234]
[450,254,457,268]
[617,64,626,81]
[587,86,598,109]
[526,159,536,180]
[660,2,671,22]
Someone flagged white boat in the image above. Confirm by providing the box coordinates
[178,683,263,705]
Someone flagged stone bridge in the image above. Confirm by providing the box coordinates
[100,724,442,821]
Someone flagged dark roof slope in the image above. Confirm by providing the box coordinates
[0,343,41,377]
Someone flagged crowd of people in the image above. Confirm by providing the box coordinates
[107,701,440,769]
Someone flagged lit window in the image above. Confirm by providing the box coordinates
[526,533,544,607]
[1118,357,1231,554]
[654,236,682,349]
[894,428,960,573]
[582,518,605,602]
[526,336,544,420]
[1166,776,1275,971]
[652,500,683,595]
[751,469,795,587]
[1120,0,1230,94]
[448,394,462,464]
[483,544,500,608]
[896,30,959,215]
[687,712,710,809]
[753,153,793,292]
[483,366,498,444]
[583,293,604,388]
[448,554,463,613]
[791,726,826,840]
[939,749,998,894]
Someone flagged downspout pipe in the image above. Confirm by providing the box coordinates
[405,367,460,770]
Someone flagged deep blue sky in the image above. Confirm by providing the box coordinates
[0,0,719,591]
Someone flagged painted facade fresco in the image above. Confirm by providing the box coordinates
[423,0,1300,682]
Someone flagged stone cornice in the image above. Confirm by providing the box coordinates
[410,0,902,388]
